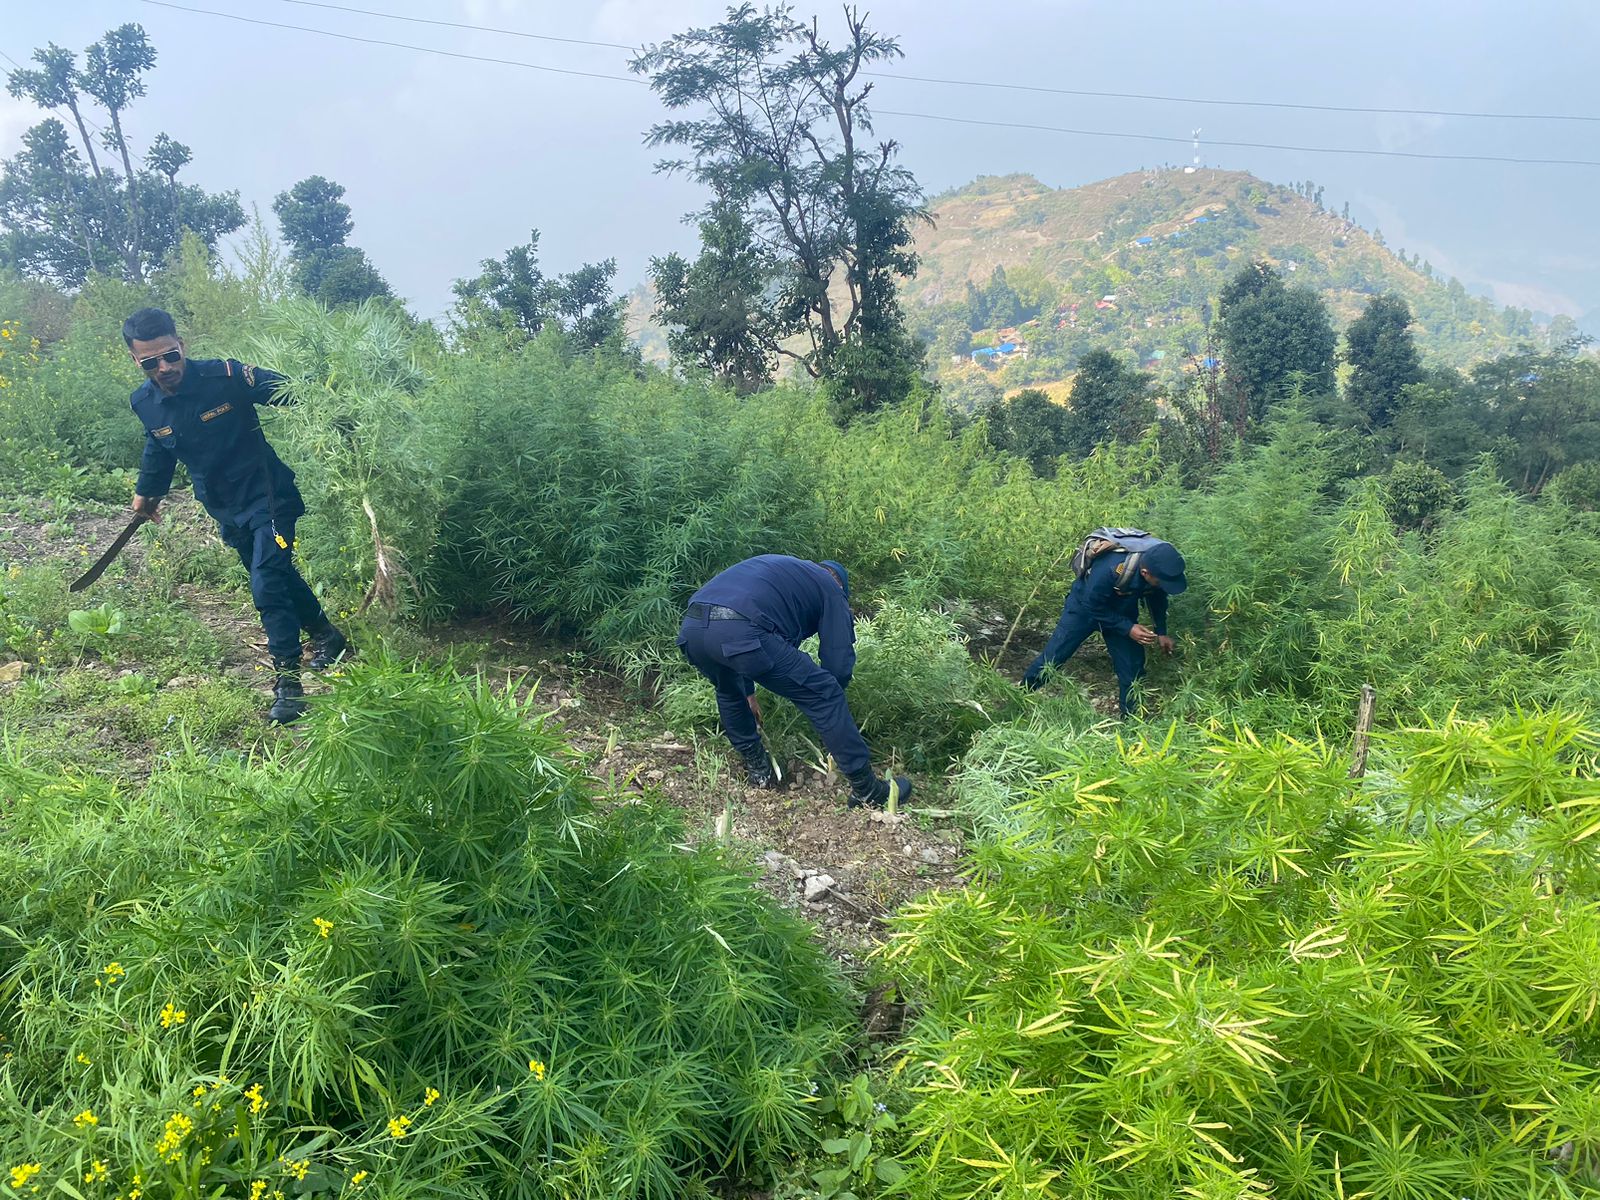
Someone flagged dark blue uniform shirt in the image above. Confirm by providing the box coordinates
[690,554,856,685]
[1071,551,1169,637]
[130,358,300,524]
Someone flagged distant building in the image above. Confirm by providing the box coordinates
[1133,236,1154,246]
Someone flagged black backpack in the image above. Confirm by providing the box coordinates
[1071,528,1173,595]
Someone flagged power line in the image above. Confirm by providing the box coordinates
[136,0,644,85]
[866,72,1600,125]
[273,0,635,52]
[130,1,1600,168]
[265,0,1600,125]
[875,109,1600,168]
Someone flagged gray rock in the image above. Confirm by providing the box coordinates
[804,874,835,901]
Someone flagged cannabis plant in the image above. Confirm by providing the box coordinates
[884,710,1600,1198]
[0,657,855,1198]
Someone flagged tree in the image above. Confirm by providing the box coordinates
[273,176,354,258]
[1343,294,1423,428]
[297,247,393,309]
[1215,260,1336,419]
[1063,348,1155,457]
[143,132,190,228]
[6,43,113,264]
[452,230,624,353]
[1470,339,1600,494]
[78,24,157,280]
[272,176,392,307]
[983,388,1069,476]
[3,29,242,286]
[981,266,1023,329]
[633,4,927,421]
[650,197,780,393]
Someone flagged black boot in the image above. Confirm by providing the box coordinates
[305,619,351,670]
[742,745,784,790]
[847,768,912,810]
[268,656,308,724]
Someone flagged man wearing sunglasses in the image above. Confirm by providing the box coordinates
[122,307,349,724]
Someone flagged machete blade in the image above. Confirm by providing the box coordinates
[69,513,149,592]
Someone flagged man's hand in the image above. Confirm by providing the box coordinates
[1129,623,1159,647]
[132,494,163,523]
[1157,634,1175,655]
[747,694,764,724]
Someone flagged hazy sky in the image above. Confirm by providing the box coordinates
[5,0,1599,325]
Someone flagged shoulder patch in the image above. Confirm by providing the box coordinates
[242,363,256,387]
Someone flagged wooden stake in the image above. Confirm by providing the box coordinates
[1348,684,1376,780]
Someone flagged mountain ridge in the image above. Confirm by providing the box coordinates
[907,167,1548,398]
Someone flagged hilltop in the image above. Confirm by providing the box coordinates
[906,168,1546,400]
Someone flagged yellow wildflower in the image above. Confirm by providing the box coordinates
[350,1171,368,1188]
[244,1083,267,1116]
[74,1109,99,1128]
[386,1115,412,1139]
[192,1086,208,1099]
[84,1161,108,1184]
[249,1182,266,1200]
[8,1164,42,1190]
[159,1002,187,1029]
[154,1111,193,1162]
[423,1087,440,1107]
[76,1052,92,1066]
[528,1059,546,1081]
[102,962,126,983]
[278,1158,309,1183]
[313,917,334,938]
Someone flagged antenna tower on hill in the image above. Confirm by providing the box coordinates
[1185,128,1202,173]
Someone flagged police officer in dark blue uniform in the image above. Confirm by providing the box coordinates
[122,307,349,724]
[1022,541,1186,717]
[678,554,911,809]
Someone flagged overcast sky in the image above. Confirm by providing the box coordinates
[5,0,1598,325]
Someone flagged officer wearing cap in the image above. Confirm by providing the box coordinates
[1022,540,1187,717]
[678,554,911,809]
[122,307,349,724]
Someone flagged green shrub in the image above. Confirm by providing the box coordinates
[885,711,1600,1199]
[0,657,854,1199]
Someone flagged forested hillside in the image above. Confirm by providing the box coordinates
[913,168,1554,403]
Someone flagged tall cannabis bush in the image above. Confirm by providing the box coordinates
[1157,414,1600,728]
[0,659,854,1199]
[252,298,455,615]
[887,712,1600,1198]
[428,343,822,657]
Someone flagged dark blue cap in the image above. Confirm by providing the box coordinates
[1143,543,1187,595]
[819,560,850,600]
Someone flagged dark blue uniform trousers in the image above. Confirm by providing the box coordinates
[677,613,873,777]
[1023,602,1147,717]
[218,516,326,663]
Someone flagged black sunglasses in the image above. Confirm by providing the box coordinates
[137,349,183,372]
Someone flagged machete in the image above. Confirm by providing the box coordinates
[69,513,149,592]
